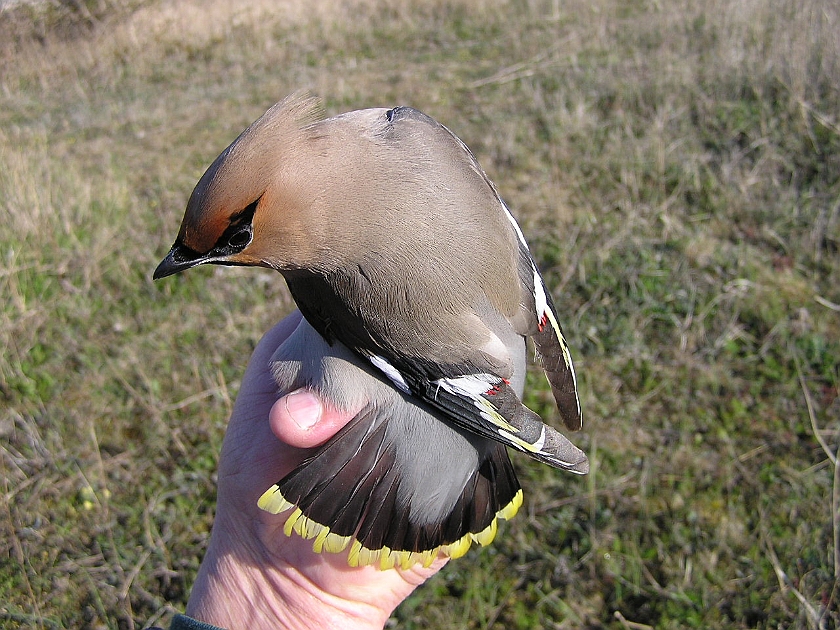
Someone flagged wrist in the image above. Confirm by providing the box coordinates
[186,525,389,630]
[185,509,437,630]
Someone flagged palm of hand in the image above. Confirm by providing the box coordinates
[186,312,445,630]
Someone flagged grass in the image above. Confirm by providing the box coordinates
[1,0,838,627]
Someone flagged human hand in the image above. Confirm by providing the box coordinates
[184,311,447,630]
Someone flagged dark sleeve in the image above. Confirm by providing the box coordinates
[149,613,228,630]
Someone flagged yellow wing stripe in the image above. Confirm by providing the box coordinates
[258,485,524,569]
[476,398,518,432]
[497,425,546,454]
[544,307,577,379]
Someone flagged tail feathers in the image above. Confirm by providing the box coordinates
[258,403,524,569]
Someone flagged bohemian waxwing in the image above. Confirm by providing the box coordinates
[154,92,588,569]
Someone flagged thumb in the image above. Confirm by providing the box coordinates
[269,388,358,449]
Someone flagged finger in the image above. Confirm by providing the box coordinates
[227,311,305,414]
[254,310,303,364]
[269,388,358,449]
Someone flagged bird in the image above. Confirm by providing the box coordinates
[154,92,588,569]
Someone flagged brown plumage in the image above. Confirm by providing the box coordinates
[154,93,587,568]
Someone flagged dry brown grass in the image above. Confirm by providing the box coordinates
[2,0,839,627]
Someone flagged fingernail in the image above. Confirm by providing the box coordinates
[285,389,322,430]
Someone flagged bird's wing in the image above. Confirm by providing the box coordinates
[452,130,582,431]
[285,243,586,473]
[410,106,582,431]
[510,219,583,431]
[362,350,588,474]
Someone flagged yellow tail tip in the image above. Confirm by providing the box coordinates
[258,485,294,514]
[260,489,525,568]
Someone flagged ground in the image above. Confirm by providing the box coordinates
[1,0,838,628]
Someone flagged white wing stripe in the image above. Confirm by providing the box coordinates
[434,374,501,397]
[532,265,549,321]
[499,200,528,247]
[368,355,411,394]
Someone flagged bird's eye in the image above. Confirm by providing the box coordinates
[228,227,252,249]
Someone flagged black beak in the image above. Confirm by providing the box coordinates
[153,243,211,280]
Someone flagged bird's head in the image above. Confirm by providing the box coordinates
[153,93,326,281]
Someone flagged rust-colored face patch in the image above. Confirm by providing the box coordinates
[176,153,236,254]
[178,208,230,254]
